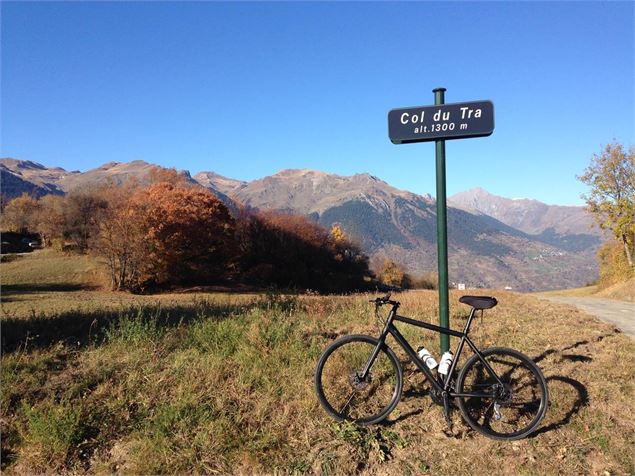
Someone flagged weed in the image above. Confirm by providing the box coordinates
[319,452,336,476]
[257,292,302,314]
[288,459,311,474]
[18,401,86,470]
[103,307,167,344]
[417,460,432,473]
[331,421,406,462]
[188,316,243,357]
[592,434,611,452]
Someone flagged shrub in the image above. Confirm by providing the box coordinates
[377,259,407,288]
[19,401,86,470]
[597,241,634,289]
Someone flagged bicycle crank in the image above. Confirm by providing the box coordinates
[430,388,444,406]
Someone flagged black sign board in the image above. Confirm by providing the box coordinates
[388,100,494,144]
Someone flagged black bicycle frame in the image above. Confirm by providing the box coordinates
[361,304,504,399]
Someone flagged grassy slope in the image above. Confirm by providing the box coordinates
[535,278,634,302]
[594,277,635,302]
[1,248,109,288]
[1,251,634,475]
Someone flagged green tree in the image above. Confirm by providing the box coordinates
[578,142,635,267]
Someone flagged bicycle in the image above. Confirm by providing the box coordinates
[314,294,548,440]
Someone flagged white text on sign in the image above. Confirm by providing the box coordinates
[399,106,483,125]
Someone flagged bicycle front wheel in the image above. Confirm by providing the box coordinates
[456,347,548,440]
[315,335,403,425]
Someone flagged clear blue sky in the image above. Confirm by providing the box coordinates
[2,1,633,205]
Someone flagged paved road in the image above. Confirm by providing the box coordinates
[540,296,635,339]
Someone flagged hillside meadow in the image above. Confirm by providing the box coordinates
[536,278,635,303]
[1,250,634,475]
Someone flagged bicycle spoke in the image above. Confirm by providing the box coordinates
[457,348,548,440]
[316,336,402,425]
[339,391,357,415]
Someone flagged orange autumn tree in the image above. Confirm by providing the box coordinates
[146,165,193,187]
[97,182,235,291]
[133,182,235,288]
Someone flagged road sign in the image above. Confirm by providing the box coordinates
[388,100,494,144]
[387,89,495,354]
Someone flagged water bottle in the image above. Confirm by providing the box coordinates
[438,351,454,376]
[417,347,438,370]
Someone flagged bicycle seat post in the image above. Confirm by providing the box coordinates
[458,295,497,335]
[462,306,478,336]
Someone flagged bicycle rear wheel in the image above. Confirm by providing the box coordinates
[456,347,548,440]
[315,335,402,425]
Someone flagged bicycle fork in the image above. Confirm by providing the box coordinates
[359,306,397,379]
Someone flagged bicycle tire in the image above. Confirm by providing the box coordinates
[315,335,403,425]
[456,347,548,440]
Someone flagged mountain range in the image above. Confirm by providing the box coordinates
[0,158,604,291]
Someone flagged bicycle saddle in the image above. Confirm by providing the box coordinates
[459,295,498,310]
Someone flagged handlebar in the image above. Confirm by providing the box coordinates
[369,293,400,306]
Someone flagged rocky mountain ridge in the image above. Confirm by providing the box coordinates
[449,187,601,251]
[0,158,603,291]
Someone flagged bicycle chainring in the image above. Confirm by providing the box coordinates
[430,378,455,406]
[430,388,444,406]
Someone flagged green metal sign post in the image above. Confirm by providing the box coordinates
[433,88,450,353]
[387,88,495,355]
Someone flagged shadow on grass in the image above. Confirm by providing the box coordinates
[531,375,589,437]
[1,283,101,303]
[0,300,253,354]
[531,339,598,365]
[0,254,24,264]
[382,408,424,426]
[524,337,611,437]
[374,339,598,434]
[2,283,100,296]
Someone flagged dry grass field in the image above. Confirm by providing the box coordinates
[1,250,634,474]
[595,278,635,302]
